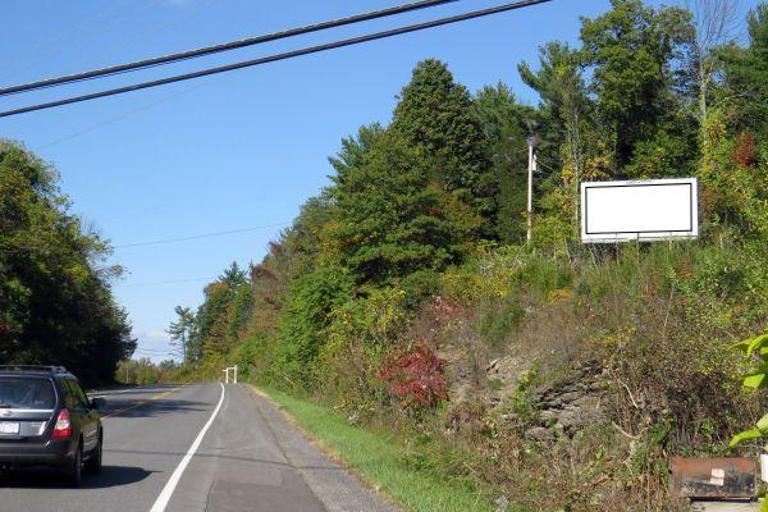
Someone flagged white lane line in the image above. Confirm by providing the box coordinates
[149,382,226,512]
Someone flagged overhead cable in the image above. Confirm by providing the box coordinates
[0,0,552,118]
[0,0,458,97]
[114,222,290,249]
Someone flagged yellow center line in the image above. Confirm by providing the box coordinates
[101,385,185,419]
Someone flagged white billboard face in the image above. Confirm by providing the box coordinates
[581,178,698,243]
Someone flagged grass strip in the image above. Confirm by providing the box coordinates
[258,386,498,512]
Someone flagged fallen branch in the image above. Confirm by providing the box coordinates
[612,421,642,440]
[615,376,641,410]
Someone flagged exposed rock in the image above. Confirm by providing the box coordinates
[556,396,604,433]
[486,356,526,384]
[485,355,530,401]
[548,390,582,405]
[456,344,608,441]
[539,409,559,425]
[495,495,510,511]
[526,360,609,439]
[525,426,556,443]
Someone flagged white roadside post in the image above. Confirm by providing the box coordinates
[222,365,238,384]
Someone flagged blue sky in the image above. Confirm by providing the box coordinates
[0,0,759,361]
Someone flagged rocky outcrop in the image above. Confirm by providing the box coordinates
[452,353,612,442]
[486,355,528,405]
[526,360,609,439]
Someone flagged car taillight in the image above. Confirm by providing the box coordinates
[52,409,72,439]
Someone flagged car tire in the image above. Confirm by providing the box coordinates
[86,434,103,474]
[66,442,83,487]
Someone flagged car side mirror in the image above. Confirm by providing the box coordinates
[90,397,107,410]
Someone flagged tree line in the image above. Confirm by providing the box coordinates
[0,142,135,385]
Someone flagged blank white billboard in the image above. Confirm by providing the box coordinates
[581,178,698,243]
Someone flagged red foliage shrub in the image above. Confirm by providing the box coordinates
[733,131,758,168]
[379,344,449,410]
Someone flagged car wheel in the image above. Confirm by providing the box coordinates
[66,442,83,487]
[86,434,103,474]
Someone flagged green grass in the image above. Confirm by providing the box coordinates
[257,386,499,512]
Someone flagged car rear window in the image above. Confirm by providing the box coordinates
[0,378,56,410]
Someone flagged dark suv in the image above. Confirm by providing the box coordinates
[0,366,106,485]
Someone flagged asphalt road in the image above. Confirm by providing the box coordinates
[0,383,395,512]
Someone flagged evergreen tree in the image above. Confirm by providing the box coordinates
[719,3,768,138]
[168,306,195,363]
[519,41,590,162]
[519,43,594,233]
[329,129,478,284]
[219,261,247,289]
[328,123,385,188]
[472,83,535,244]
[392,59,495,236]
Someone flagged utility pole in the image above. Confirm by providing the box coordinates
[526,136,539,243]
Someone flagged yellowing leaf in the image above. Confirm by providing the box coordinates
[757,413,768,432]
[743,373,766,389]
[729,427,763,447]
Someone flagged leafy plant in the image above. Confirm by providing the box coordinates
[729,332,768,447]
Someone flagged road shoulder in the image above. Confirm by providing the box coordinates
[245,385,399,512]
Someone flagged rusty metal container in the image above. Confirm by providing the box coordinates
[669,457,757,499]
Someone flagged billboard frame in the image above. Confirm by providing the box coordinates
[580,178,699,243]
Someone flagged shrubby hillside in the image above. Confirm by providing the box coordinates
[168,1,768,509]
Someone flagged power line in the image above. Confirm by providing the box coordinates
[135,349,177,356]
[0,0,553,119]
[59,0,219,88]
[12,6,220,151]
[115,277,215,287]
[0,0,458,98]
[38,79,210,149]
[0,0,139,83]
[135,347,174,354]
[0,221,290,253]
[114,221,290,249]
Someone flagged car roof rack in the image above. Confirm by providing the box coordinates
[0,365,70,375]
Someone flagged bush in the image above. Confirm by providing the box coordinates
[379,345,449,412]
[270,265,354,389]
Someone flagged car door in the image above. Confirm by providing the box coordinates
[72,380,100,451]
[64,380,99,451]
